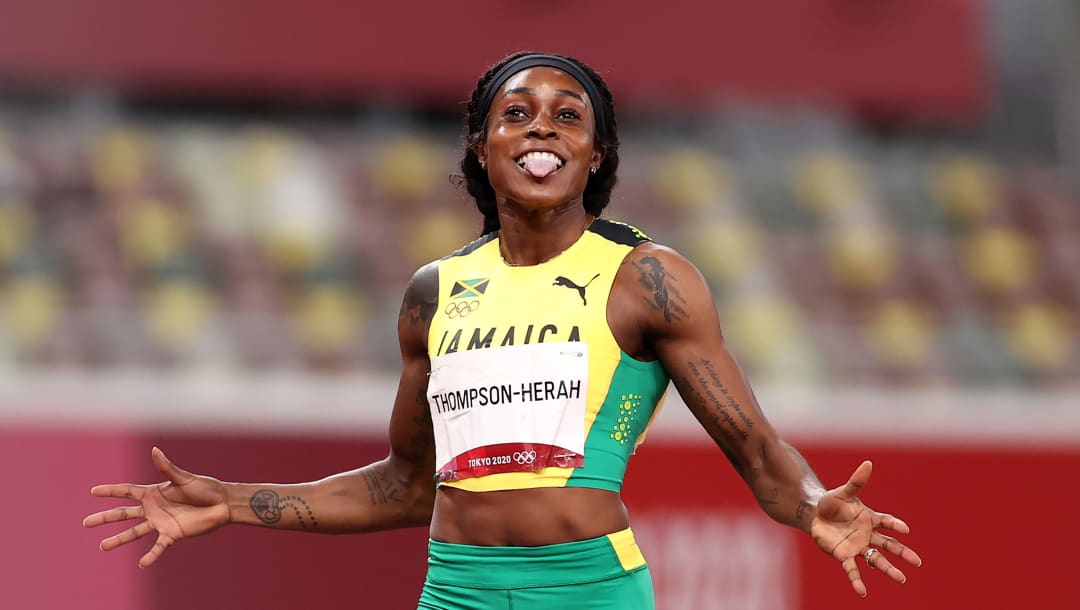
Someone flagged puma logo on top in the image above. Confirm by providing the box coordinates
[553,273,600,305]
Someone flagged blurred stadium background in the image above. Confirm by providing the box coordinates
[1,1,1078,609]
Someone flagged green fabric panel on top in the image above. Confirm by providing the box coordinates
[567,352,669,491]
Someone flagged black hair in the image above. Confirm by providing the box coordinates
[456,51,620,236]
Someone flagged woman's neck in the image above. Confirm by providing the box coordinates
[496,198,592,267]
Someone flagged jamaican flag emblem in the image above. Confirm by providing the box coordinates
[450,278,490,299]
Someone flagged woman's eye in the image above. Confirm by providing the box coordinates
[557,110,582,120]
[504,106,528,118]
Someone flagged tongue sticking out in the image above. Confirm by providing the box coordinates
[523,156,559,178]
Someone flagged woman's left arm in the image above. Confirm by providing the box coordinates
[622,243,921,596]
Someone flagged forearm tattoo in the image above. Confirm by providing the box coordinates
[362,467,404,505]
[678,375,745,472]
[632,256,688,322]
[249,490,318,529]
[686,358,755,442]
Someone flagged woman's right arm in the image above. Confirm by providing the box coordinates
[84,262,441,567]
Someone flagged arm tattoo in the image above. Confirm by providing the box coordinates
[362,467,404,505]
[679,375,745,472]
[686,358,754,441]
[249,490,318,529]
[631,256,688,322]
[250,490,281,524]
[278,495,317,529]
[401,269,439,328]
[703,359,755,430]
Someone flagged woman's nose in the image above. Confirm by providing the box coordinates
[527,115,557,139]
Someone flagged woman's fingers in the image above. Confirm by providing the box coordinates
[90,484,148,501]
[89,484,145,500]
[872,532,923,567]
[83,505,145,528]
[871,510,910,535]
[841,556,868,597]
[866,548,907,584]
[836,460,873,502]
[138,533,176,568]
[99,520,154,551]
[152,447,195,486]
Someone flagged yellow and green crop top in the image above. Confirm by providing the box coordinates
[426,219,669,493]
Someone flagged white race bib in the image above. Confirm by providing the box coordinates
[427,342,588,482]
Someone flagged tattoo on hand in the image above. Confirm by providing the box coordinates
[632,256,688,322]
[363,468,404,505]
[249,490,318,529]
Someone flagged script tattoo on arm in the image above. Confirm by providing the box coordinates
[684,356,760,478]
[249,490,319,529]
[679,374,746,473]
[632,256,688,323]
[686,357,755,443]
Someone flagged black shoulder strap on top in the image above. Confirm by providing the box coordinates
[588,219,651,247]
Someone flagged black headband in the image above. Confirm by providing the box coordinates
[476,54,609,140]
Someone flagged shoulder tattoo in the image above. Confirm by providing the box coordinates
[631,255,689,323]
[401,266,439,328]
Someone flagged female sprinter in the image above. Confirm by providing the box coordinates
[84,52,922,609]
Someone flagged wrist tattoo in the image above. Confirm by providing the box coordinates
[250,490,282,525]
[249,490,318,529]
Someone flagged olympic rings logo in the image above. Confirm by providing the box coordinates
[445,300,480,319]
[513,451,537,465]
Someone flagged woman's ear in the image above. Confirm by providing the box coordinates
[474,142,488,169]
[591,145,605,172]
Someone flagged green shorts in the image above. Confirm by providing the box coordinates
[417,527,654,610]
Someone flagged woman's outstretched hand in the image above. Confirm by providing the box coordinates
[810,460,923,597]
[83,447,231,568]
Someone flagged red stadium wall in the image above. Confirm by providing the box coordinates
[6,426,1076,610]
[0,0,985,119]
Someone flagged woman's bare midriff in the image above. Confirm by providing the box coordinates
[430,486,630,546]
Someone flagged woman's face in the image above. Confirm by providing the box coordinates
[478,67,603,212]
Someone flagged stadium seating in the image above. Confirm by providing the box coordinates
[0,108,1076,388]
